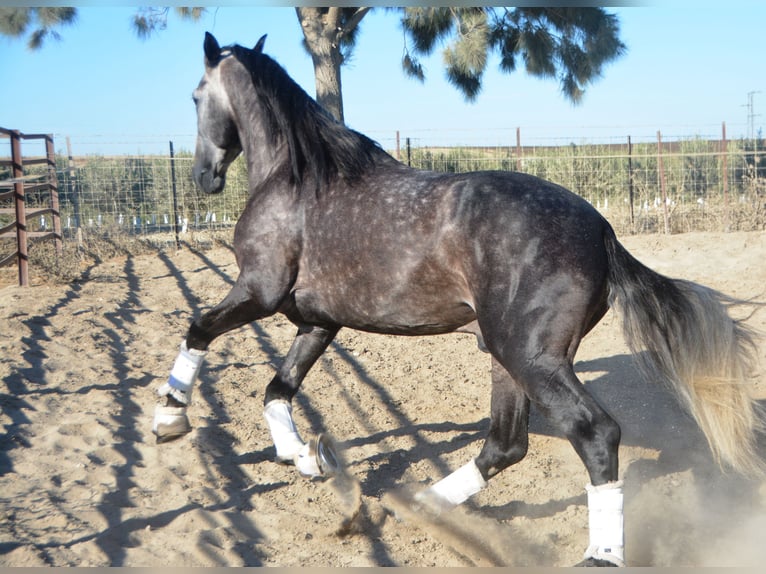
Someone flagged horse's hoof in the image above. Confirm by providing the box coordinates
[295,433,340,478]
[575,557,621,567]
[153,405,191,443]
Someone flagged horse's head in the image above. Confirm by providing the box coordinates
[192,32,266,194]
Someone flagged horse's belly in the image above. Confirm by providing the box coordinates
[290,288,476,336]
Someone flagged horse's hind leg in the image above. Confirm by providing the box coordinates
[416,358,529,509]
[498,345,624,566]
[432,283,624,564]
[261,324,339,472]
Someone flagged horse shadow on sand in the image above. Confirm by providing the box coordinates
[133,243,766,566]
[230,333,766,566]
[0,241,274,566]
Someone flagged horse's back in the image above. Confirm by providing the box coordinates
[420,169,612,291]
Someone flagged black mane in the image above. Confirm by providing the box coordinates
[229,44,386,193]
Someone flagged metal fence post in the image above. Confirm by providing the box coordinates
[169,140,181,250]
[721,122,731,231]
[657,130,670,235]
[627,135,634,226]
[45,134,63,256]
[11,130,29,286]
[406,137,411,167]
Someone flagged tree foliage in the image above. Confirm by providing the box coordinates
[0,7,77,49]
[401,7,626,103]
[132,7,204,40]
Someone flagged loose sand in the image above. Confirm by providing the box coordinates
[2,231,765,566]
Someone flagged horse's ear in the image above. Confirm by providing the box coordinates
[204,32,222,66]
[254,34,267,53]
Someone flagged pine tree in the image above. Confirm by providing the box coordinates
[400,7,626,104]
[0,7,77,49]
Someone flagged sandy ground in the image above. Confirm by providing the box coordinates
[1,230,766,567]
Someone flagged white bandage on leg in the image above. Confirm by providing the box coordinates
[416,459,487,510]
[263,399,306,463]
[158,341,207,405]
[584,481,625,566]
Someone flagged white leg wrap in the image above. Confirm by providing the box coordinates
[152,341,206,440]
[158,341,206,405]
[584,481,625,566]
[263,400,306,463]
[416,459,487,509]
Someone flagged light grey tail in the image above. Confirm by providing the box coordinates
[604,229,764,476]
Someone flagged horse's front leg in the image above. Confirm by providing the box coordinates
[152,278,277,442]
[262,324,339,476]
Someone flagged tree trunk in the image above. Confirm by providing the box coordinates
[295,7,345,123]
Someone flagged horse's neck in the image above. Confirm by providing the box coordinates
[232,92,288,189]
[243,134,287,188]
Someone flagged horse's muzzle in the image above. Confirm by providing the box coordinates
[193,167,225,195]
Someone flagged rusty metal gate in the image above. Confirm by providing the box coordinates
[0,128,63,286]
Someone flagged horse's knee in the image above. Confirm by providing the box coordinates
[475,437,528,480]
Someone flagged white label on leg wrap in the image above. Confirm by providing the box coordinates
[584,481,625,566]
[421,459,487,508]
[164,341,206,403]
[263,400,306,462]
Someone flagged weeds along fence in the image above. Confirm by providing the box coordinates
[56,130,765,252]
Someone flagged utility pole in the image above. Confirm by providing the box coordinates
[744,91,761,140]
[742,91,763,189]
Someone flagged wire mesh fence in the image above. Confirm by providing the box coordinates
[396,132,765,235]
[50,131,766,251]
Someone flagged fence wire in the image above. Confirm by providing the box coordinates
[45,134,766,248]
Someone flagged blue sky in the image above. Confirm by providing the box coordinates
[1,2,764,155]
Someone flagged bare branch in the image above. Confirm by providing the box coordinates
[340,7,370,37]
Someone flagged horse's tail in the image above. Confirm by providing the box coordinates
[604,227,764,476]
